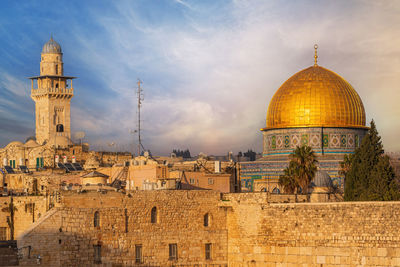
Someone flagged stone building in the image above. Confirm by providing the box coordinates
[241,45,368,192]
[0,36,75,170]
[29,36,75,148]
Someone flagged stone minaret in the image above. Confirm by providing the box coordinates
[30,36,76,148]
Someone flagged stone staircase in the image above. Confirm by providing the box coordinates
[110,166,128,189]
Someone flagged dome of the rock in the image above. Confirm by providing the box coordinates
[265,65,366,130]
[248,45,370,190]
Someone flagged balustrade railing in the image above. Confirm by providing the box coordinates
[31,87,74,95]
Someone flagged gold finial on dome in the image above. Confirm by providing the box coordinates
[314,44,318,66]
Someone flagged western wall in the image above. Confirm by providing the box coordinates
[11,190,400,266]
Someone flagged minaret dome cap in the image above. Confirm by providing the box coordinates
[42,36,62,54]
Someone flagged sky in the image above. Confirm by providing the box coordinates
[0,0,399,156]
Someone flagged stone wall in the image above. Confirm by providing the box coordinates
[0,196,49,240]
[223,193,400,266]
[15,191,400,266]
[18,191,228,266]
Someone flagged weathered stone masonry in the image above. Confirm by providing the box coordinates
[19,191,228,266]
[17,191,400,266]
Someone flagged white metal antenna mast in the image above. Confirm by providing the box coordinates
[137,79,143,157]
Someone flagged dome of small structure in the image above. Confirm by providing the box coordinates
[265,65,366,129]
[42,36,62,54]
[24,139,39,148]
[311,170,333,188]
[82,171,108,185]
[6,141,24,148]
[25,136,36,142]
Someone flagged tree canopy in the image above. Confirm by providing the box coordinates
[172,149,191,158]
[279,145,318,194]
[344,120,400,201]
[243,150,257,161]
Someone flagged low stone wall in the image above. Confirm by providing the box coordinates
[224,194,400,266]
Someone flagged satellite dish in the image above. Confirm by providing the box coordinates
[143,151,149,157]
[74,132,85,140]
[74,132,85,145]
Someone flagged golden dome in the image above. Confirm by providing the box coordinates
[265,65,366,130]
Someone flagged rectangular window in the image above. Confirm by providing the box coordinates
[0,227,7,240]
[190,178,195,184]
[135,245,142,263]
[208,178,214,185]
[169,243,178,260]
[94,245,101,264]
[205,243,212,260]
[25,203,34,213]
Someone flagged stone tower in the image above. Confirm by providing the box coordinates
[29,36,76,148]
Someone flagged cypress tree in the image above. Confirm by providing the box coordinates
[344,120,400,201]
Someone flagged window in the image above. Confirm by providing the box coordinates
[189,178,195,184]
[204,213,210,227]
[0,227,7,240]
[169,243,178,260]
[25,203,35,213]
[135,245,142,263]
[208,178,214,185]
[56,124,64,133]
[94,211,100,227]
[55,64,58,74]
[151,207,157,223]
[205,243,212,260]
[94,245,101,264]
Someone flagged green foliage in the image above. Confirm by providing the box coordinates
[243,150,257,161]
[344,120,400,201]
[279,161,299,194]
[172,149,191,158]
[279,145,318,194]
[339,153,353,178]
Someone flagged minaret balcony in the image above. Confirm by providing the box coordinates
[31,87,74,96]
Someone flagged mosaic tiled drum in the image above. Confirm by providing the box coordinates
[240,46,368,191]
[263,128,367,156]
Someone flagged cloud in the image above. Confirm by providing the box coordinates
[1,1,400,154]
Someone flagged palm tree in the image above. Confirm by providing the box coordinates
[279,161,299,194]
[289,145,318,194]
